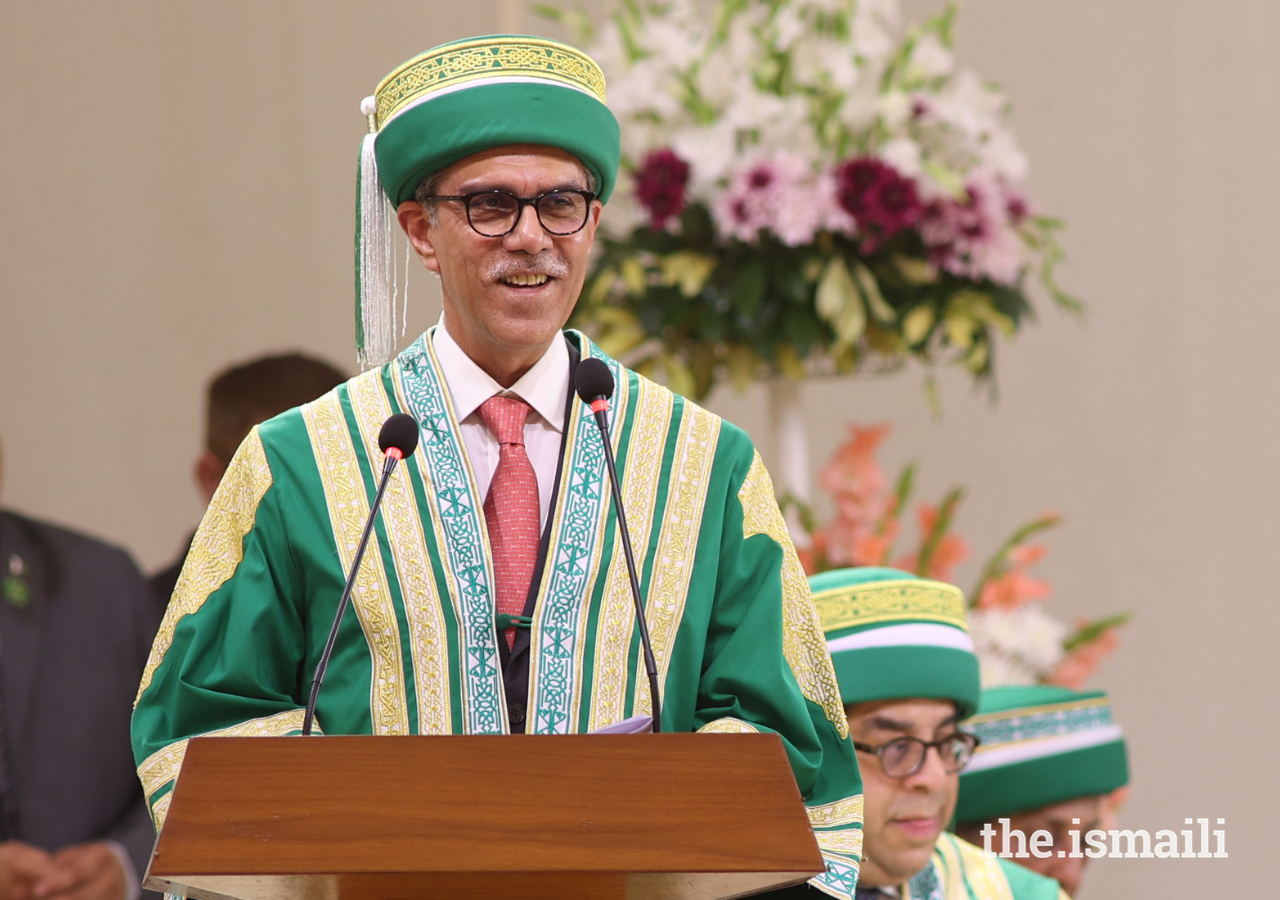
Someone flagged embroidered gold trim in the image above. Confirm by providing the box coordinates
[812,579,968,633]
[351,371,453,735]
[963,696,1108,727]
[304,394,410,735]
[556,364,632,730]
[587,376,673,731]
[139,709,317,817]
[138,741,188,803]
[696,717,760,734]
[151,791,173,831]
[815,830,865,858]
[633,403,720,718]
[375,37,606,127]
[951,835,1014,900]
[136,429,273,704]
[740,452,848,737]
[807,794,865,829]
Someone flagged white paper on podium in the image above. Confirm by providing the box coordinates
[588,714,654,735]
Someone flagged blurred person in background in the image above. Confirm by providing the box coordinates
[954,685,1130,896]
[0,445,160,900]
[149,352,347,606]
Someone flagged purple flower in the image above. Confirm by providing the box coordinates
[635,149,691,230]
[834,157,923,252]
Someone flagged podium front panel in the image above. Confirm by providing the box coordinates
[147,733,825,900]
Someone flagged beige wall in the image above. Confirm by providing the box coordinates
[1,1,1274,894]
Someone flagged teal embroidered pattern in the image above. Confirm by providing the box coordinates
[397,331,506,735]
[813,858,861,899]
[907,860,944,900]
[528,344,622,734]
[966,701,1112,747]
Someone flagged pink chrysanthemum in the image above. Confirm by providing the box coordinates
[714,155,830,246]
[920,171,1025,285]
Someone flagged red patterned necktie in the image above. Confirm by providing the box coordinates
[478,395,540,650]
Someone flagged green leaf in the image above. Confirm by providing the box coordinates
[584,266,618,307]
[661,352,697,399]
[853,261,897,323]
[690,343,718,400]
[916,487,964,577]
[680,203,716,246]
[892,254,938,285]
[944,312,974,349]
[962,336,989,373]
[726,258,767,315]
[816,257,865,347]
[621,257,647,296]
[923,372,942,418]
[922,160,966,198]
[969,512,1061,605]
[660,251,718,298]
[774,344,806,379]
[1029,216,1086,318]
[1063,613,1131,653]
[726,343,759,392]
[903,304,936,345]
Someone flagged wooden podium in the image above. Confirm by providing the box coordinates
[145,733,824,900]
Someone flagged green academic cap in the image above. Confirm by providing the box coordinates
[353,35,621,369]
[811,567,981,718]
[956,684,1130,824]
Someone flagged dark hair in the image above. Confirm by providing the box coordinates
[206,352,346,464]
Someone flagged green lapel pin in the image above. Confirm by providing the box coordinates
[4,554,30,610]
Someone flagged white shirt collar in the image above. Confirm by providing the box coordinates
[431,319,569,431]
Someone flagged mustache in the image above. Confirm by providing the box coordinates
[486,251,569,281]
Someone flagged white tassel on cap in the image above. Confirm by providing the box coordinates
[356,95,397,370]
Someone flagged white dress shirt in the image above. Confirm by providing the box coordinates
[432,321,569,530]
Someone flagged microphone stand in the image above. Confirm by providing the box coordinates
[301,449,403,736]
[586,403,662,735]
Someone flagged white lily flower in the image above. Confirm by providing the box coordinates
[909,33,954,79]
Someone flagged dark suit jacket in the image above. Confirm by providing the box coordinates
[147,531,193,614]
[0,510,161,888]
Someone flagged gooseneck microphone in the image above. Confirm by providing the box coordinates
[575,357,662,734]
[301,413,420,736]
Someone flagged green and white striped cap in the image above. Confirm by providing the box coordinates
[956,684,1129,824]
[811,567,981,718]
[353,35,620,369]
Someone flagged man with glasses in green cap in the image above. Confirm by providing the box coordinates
[804,567,1068,899]
[131,34,864,900]
[954,686,1130,896]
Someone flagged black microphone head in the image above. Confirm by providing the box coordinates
[378,413,420,458]
[575,357,615,404]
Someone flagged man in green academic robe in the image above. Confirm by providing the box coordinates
[799,568,1069,900]
[954,686,1130,896]
[131,35,863,900]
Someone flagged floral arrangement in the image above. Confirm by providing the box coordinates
[795,423,1127,688]
[542,0,1080,400]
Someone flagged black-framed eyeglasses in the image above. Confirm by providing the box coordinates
[852,732,979,779]
[421,189,597,237]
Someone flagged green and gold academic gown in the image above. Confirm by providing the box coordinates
[131,329,865,899]
[904,835,1068,900]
